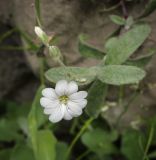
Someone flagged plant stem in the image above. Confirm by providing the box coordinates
[35,0,42,27]
[57,58,66,67]
[115,90,139,127]
[66,117,94,160]
[99,1,121,13]
[142,125,154,160]
[76,150,90,160]
[39,57,45,85]
[70,118,79,134]
[118,85,124,106]
[121,0,128,19]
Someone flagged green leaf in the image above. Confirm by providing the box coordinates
[139,0,156,18]
[97,65,145,85]
[86,80,108,118]
[105,24,151,65]
[0,119,19,142]
[125,16,134,29]
[121,130,145,160]
[78,34,105,59]
[126,49,155,68]
[110,15,126,25]
[56,142,68,160]
[0,149,11,160]
[10,144,34,160]
[45,67,96,86]
[36,130,57,160]
[0,28,17,43]
[28,85,47,158]
[81,128,117,156]
[148,151,156,158]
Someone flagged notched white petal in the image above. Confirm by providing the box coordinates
[62,104,73,120]
[42,88,57,99]
[44,108,54,115]
[70,91,88,100]
[49,107,64,123]
[72,99,87,109]
[40,97,52,107]
[67,81,78,95]
[40,97,59,108]
[67,101,82,117]
[55,80,68,96]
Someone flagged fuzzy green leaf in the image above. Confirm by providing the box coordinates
[97,65,145,85]
[105,24,151,65]
[45,67,96,86]
[110,15,126,25]
[86,80,108,118]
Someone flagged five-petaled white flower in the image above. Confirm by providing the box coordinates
[40,80,88,123]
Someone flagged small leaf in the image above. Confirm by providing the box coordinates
[125,16,134,29]
[28,85,47,158]
[0,149,11,160]
[110,15,126,25]
[121,130,145,160]
[36,130,57,160]
[126,49,155,68]
[105,24,151,65]
[81,128,117,156]
[0,119,19,142]
[45,67,96,86]
[97,65,146,85]
[78,34,105,59]
[56,142,68,160]
[10,144,34,160]
[86,80,108,118]
[139,0,156,18]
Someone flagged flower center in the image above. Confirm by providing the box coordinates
[59,95,69,104]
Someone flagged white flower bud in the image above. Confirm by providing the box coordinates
[49,46,61,59]
[34,26,49,45]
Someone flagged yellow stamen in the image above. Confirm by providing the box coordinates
[59,95,69,104]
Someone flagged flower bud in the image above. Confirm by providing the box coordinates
[49,46,62,60]
[34,26,49,45]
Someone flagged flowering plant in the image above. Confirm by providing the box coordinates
[1,1,156,160]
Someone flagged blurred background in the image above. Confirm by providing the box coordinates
[0,0,156,160]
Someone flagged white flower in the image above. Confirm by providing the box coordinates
[40,80,88,123]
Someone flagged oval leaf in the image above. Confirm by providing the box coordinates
[86,80,108,118]
[28,85,47,158]
[110,15,126,25]
[105,24,151,65]
[81,128,117,156]
[97,65,146,85]
[45,67,96,86]
[11,144,34,160]
[36,130,57,160]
